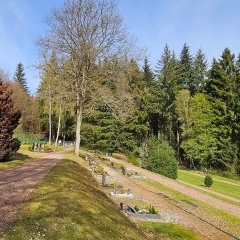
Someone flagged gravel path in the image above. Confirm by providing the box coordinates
[0,152,64,235]
[107,157,240,217]
[99,163,234,240]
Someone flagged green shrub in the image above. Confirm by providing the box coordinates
[142,138,178,179]
[43,144,54,152]
[27,145,32,151]
[204,175,213,187]
[128,153,140,166]
[147,205,158,214]
[96,167,104,174]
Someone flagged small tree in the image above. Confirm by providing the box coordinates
[142,138,178,179]
[204,175,213,187]
[14,62,29,95]
[0,78,21,160]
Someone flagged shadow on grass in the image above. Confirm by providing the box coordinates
[5,153,33,162]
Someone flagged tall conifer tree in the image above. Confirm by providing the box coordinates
[207,48,238,171]
[179,43,194,94]
[14,63,29,95]
[193,49,208,93]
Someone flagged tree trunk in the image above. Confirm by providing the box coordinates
[48,84,52,145]
[75,68,86,156]
[75,104,83,156]
[55,100,62,147]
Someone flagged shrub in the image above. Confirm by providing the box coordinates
[147,205,158,214]
[128,153,140,166]
[204,175,213,187]
[96,167,104,174]
[142,138,178,179]
[43,144,54,152]
[28,145,32,151]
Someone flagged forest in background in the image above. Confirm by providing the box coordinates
[2,42,239,177]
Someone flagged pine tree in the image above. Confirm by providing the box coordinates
[155,44,172,76]
[193,49,208,93]
[0,78,21,160]
[179,43,194,94]
[143,58,154,86]
[206,48,238,172]
[14,63,29,95]
[156,47,180,144]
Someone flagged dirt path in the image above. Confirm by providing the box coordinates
[0,152,64,235]
[107,157,240,217]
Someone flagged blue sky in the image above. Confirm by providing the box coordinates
[0,0,240,94]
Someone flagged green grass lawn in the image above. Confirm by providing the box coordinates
[178,170,240,200]
[188,170,240,185]
[0,145,48,171]
[1,158,146,240]
[140,222,202,240]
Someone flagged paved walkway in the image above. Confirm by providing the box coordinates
[0,152,64,235]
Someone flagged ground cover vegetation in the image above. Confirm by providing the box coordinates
[1,158,146,240]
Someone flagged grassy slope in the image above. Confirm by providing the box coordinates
[141,222,201,240]
[0,146,47,171]
[1,159,145,240]
[178,170,240,199]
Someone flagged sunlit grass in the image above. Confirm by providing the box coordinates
[140,222,202,240]
[178,170,240,199]
[0,145,47,171]
[2,158,146,240]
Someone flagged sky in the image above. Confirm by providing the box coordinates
[0,0,240,94]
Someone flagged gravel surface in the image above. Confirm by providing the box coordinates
[0,152,64,235]
[99,158,239,240]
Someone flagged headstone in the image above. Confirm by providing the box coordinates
[102,172,106,186]
[120,202,123,211]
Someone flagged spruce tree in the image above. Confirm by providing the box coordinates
[0,78,21,160]
[143,58,154,86]
[14,63,29,95]
[157,47,180,144]
[207,48,238,172]
[179,43,194,94]
[193,49,208,93]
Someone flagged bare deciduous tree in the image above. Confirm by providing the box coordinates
[37,0,134,155]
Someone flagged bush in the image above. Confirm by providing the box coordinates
[204,175,213,187]
[142,138,178,179]
[128,153,140,166]
[43,144,54,152]
[96,167,104,174]
[147,205,158,214]
[28,145,32,151]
